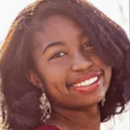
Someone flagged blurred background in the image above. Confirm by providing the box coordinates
[0,0,129,130]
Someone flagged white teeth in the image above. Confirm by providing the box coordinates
[77,83,81,87]
[81,82,85,86]
[74,77,98,87]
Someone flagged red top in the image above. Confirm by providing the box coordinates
[34,125,60,130]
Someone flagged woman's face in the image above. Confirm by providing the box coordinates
[32,15,112,110]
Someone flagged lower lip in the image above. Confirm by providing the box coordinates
[71,78,100,93]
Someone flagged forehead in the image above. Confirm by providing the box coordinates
[43,14,80,29]
[33,15,84,47]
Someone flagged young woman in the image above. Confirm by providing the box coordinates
[0,0,130,130]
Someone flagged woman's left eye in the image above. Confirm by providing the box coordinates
[83,41,92,49]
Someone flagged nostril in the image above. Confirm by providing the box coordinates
[71,59,93,72]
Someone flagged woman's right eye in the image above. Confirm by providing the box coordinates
[49,52,67,60]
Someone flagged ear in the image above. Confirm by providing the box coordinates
[27,71,44,89]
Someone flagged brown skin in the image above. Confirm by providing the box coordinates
[28,15,112,130]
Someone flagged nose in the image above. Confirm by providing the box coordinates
[71,52,93,72]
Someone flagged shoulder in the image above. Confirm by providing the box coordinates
[34,124,60,130]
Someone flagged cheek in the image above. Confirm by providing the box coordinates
[44,61,68,76]
[36,59,69,86]
[101,65,112,95]
[100,60,112,82]
[105,66,112,83]
[92,55,112,84]
[40,64,69,101]
[42,56,71,76]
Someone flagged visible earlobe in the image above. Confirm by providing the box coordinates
[27,71,44,88]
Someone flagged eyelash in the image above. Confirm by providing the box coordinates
[83,41,92,49]
[49,51,67,60]
[49,41,92,60]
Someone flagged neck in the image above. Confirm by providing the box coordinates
[47,105,100,130]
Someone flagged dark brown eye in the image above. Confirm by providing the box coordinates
[83,41,92,49]
[49,52,67,60]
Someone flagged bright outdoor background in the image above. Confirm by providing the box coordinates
[0,0,129,130]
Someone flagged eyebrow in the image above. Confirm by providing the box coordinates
[42,31,88,54]
[43,41,65,54]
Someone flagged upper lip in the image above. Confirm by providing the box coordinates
[70,71,102,85]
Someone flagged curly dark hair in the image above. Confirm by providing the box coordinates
[0,0,130,130]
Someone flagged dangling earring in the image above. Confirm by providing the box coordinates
[40,91,51,122]
[101,97,106,106]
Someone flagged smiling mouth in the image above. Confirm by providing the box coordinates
[70,73,102,93]
[73,76,99,88]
